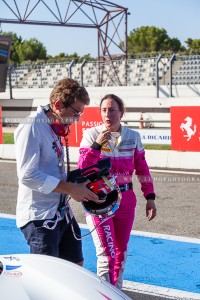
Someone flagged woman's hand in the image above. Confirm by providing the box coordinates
[146,200,157,221]
[96,129,111,146]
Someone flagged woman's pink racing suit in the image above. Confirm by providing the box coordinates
[78,125,155,289]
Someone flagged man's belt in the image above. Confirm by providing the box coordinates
[119,182,133,192]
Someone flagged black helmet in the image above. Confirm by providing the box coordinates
[69,158,121,217]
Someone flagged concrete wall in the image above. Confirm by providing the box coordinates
[1,85,200,128]
[1,144,200,171]
[1,84,200,100]
[1,85,200,170]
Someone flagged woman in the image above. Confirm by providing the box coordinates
[78,94,156,289]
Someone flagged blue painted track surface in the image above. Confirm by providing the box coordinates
[0,216,200,295]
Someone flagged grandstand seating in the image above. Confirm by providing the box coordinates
[6,55,200,88]
[172,55,200,85]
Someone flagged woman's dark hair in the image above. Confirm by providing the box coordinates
[100,94,125,114]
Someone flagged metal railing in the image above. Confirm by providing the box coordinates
[121,119,170,129]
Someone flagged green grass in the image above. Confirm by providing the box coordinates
[2,132,171,150]
[144,144,171,150]
[3,133,14,144]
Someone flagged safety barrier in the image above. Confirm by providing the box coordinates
[1,144,200,171]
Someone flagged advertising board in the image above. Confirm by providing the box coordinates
[171,106,200,151]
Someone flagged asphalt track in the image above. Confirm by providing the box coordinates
[0,161,200,300]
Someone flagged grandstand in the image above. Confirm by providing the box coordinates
[6,54,200,89]
[1,53,200,131]
[172,55,200,85]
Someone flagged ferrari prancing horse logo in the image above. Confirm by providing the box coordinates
[180,116,197,141]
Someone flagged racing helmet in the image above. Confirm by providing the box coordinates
[68,158,121,217]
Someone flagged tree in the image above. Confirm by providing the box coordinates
[79,54,95,62]
[1,31,22,63]
[17,38,47,62]
[127,26,182,55]
[185,38,200,52]
[169,38,184,52]
[1,32,47,63]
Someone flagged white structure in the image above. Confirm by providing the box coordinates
[1,84,200,171]
[0,254,131,300]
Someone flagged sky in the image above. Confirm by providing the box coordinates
[0,0,199,58]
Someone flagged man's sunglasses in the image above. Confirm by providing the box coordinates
[68,105,83,117]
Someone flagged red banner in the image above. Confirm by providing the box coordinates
[171,106,200,151]
[66,107,102,147]
[0,107,3,144]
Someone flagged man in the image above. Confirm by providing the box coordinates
[14,78,98,266]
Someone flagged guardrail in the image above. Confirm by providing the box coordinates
[1,119,171,129]
[121,119,170,129]
[1,144,200,170]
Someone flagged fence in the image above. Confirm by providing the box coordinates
[6,55,200,99]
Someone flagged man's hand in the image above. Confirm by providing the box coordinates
[67,181,99,202]
[54,180,99,203]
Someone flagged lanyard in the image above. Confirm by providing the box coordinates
[51,130,64,167]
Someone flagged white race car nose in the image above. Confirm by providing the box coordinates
[0,254,132,300]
